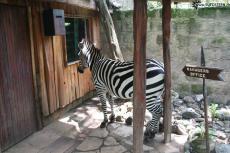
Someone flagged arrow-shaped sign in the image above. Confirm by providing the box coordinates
[182,65,224,81]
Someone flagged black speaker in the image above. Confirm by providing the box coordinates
[43,9,66,36]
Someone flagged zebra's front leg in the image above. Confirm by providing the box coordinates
[97,90,109,128]
[106,93,115,123]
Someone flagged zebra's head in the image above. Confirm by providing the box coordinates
[77,39,93,73]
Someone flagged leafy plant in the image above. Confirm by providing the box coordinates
[209,103,219,122]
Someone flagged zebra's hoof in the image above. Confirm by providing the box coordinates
[144,130,156,139]
[100,120,108,128]
[144,136,151,144]
[125,117,133,126]
[109,114,115,123]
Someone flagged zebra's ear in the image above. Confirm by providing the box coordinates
[93,42,96,47]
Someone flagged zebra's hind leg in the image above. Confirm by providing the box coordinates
[97,90,109,128]
[144,102,162,143]
[106,93,115,123]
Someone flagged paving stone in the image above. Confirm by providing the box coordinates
[23,131,61,149]
[38,136,76,153]
[121,139,158,152]
[3,141,40,153]
[73,151,100,153]
[76,137,103,151]
[100,145,127,153]
[107,123,122,131]
[104,136,119,146]
[89,128,109,138]
[42,121,75,136]
[110,124,133,138]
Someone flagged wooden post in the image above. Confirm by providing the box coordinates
[162,0,172,143]
[133,0,147,153]
[201,47,210,153]
[95,0,124,61]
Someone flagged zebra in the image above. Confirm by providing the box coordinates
[77,39,165,142]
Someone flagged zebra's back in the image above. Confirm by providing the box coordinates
[93,58,164,100]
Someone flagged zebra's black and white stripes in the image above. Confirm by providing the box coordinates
[78,39,165,141]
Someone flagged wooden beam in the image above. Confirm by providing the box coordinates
[162,0,172,143]
[133,0,147,152]
[95,0,124,61]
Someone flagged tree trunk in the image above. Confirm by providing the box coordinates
[95,0,124,61]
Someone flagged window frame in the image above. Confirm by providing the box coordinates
[64,15,91,66]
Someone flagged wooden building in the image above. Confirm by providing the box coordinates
[0,0,100,151]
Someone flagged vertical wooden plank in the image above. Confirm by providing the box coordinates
[27,6,42,129]
[52,37,60,109]
[73,65,79,99]
[133,0,147,153]
[53,36,66,107]
[65,66,71,105]
[31,4,49,116]
[162,0,172,143]
[71,66,75,102]
[0,6,14,148]
[43,36,57,113]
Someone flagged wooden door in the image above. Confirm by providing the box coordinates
[0,4,37,151]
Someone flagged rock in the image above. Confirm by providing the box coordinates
[171,123,187,135]
[177,105,188,115]
[173,99,184,107]
[183,96,195,104]
[89,128,108,138]
[116,116,123,122]
[208,95,225,105]
[224,128,230,133]
[194,94,203,103]
[76,137,103,151]
[217,108,230,121]
[189,138,215,153]
[214,144,230,153]
[186,103,203,116]
[226,100,230,106]
[215,131,227,140]
[104,137,119,146]
[215,120,225,127]
[195,118,204,123]
[182,108,201,119]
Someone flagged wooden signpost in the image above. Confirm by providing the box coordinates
[182,46,224,153]
[182,65,223,81]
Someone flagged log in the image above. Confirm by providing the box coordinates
[162,0,172,143]
[94,0,124,61]
[133,0,147,152]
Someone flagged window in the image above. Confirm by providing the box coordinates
[65,17,88,64]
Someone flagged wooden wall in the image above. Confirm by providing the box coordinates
[30,1,100,117]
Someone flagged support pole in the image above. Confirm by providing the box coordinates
[133,0,147,152]
[162,0,172,143]
[201,47,210,153]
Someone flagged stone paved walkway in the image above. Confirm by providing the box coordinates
[4,97,187,153]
